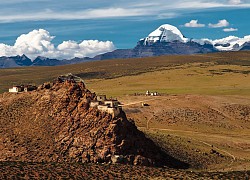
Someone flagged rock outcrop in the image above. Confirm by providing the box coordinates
[0,77,188,168]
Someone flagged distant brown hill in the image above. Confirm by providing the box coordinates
[1,51,250,94]
[0,77,188,168]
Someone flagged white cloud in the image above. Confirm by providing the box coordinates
[157,13,178,19]
[209,19,230,28]
[174,1,224,9]
[0,1,250,23]
[162,0,250,10]
[223,27,238,32]
[56,40,115,59]
[0,8,149,23]
[184,20,205,27]
[0,29,115,60]
[228,0,242,5]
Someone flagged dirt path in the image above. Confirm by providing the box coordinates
[121,97,163,107]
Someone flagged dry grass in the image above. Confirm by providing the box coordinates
[86,63,250,97]
[1,51,250,176]
[0,51,250,95]
[121,95,250,171]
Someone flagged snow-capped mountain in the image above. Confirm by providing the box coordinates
[212,35,250,51]
[142,24,250,52]
[95,24,250,60]
[0,24,250,68]
[143,24,189,44]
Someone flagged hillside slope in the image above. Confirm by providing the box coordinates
[0,78,188,168]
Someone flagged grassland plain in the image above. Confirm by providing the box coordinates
[1,51,250,178]
[87,63,250,96]
[1,51,250,95]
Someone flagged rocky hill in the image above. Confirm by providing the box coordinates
[0,76,188,168]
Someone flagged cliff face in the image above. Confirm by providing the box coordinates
[0,79,188,168]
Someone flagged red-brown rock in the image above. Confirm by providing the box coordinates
[0,78,188,168]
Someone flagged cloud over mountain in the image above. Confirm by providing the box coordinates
[0,29,115,60]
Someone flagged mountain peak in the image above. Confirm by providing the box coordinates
[143,24,189,45]
[21,54,28,58]
[140,24,250,52]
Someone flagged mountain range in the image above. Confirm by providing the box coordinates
[0,24,249,68]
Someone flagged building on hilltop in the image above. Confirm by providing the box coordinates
[9,86,24,93]
[9,85,37,93]
[90,95,122,118]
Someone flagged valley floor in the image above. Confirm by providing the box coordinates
[121,94,250,172]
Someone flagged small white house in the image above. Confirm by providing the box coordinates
[9,86,23,93]
[146,91,158,96]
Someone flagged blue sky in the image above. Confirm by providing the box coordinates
[0,0,249,59]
